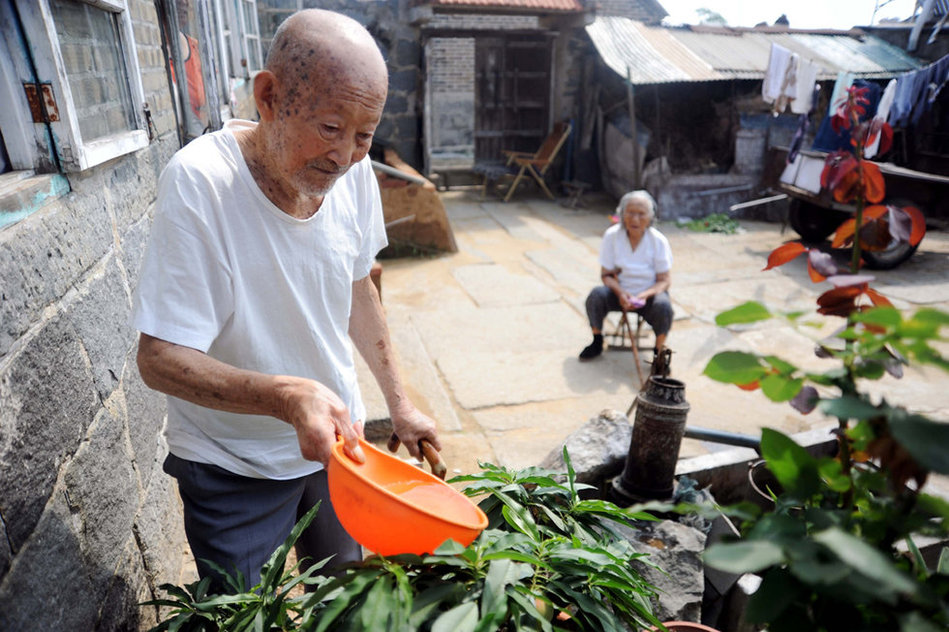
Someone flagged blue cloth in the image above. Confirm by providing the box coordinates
[889,53,949,128]
[811,79,882,152]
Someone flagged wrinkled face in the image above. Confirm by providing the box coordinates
[267,77,385,198]
[622,198,652,236]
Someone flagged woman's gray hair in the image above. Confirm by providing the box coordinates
[616,190,657,221]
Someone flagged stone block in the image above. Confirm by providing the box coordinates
[0,316,98,552]
[65,259,136,401]
[385,93,409,114]
[0,519,9,579]
[393,39,421,67]
[389,69,418,94]
[96,537,155,631]
[617,519,707,623]
[63,407,139,595]
[0,198,112,355]
[540,409,632,486]
[134,451,186,589]
[120,213,152,292]
[0,492,99,630]
[395,115,419,139]
[122,349,167,488]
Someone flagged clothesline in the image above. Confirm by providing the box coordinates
[763,42,949,132]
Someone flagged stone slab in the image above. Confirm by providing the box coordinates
[452,262,560,307]
[525,247,599,298]
[411,300,587,359]
[436,347,641,410]
[356,315,461,431]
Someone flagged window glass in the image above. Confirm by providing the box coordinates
[49,0,136,142]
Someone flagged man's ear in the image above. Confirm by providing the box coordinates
[253,70,278,122]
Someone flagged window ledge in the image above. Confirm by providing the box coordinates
[0,171,70,230]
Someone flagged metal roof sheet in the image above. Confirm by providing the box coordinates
[586,18,925,85]
[585,18,722,83]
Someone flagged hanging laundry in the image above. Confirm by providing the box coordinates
[828,71,855,113]
[812,79,881,152]
[790,58,822,114]
[865,79,896,159]
[889,53,949,129]
[762,43,793,104]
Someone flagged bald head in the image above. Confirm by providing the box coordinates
[266,10,388,102]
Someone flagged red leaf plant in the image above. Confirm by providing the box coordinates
[767,83,926,318]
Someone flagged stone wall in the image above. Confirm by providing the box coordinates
[0,1,185,629]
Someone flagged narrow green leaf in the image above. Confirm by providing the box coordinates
[432,601,479,632]
[501,503,540,540]
[410,584,467,628]
[937,547,949,576]
[359,575,396,629]
[703,351,768,385]
[703,541,785,573]
[715,301,772,326]
[481,559,515,620]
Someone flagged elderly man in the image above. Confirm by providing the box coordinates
[133,9,439,588]
[579,190,673,361]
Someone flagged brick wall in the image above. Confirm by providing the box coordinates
[0,1,186,630]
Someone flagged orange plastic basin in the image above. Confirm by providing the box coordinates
[327,438,488,556]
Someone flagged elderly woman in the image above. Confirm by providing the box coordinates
[579,190,673,361]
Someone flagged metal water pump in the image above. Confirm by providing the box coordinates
[612,350,690,505]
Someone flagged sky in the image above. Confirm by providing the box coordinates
[661,0,920,30]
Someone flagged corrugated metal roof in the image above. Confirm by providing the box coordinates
[586,17,925,85]
[423,0,582,12]
[585,18,723,83]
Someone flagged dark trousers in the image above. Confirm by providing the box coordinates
[585,286,674,336]
[163,453,362,592]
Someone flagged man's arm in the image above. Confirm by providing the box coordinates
[136,334,363,464]
[349,275,440,460]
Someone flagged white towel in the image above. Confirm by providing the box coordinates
[790,58,821,114]
[762,44,793,104]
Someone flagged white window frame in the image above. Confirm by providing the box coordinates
[235,0,263,76]
[3,0,148,173]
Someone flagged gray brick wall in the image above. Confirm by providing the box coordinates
[0,1,186,629]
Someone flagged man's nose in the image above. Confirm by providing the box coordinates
[326,135,358,167]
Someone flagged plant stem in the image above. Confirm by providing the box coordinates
[851,197,864,274]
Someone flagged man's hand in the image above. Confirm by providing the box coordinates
[276,377,365,465]
[387,403,440,460]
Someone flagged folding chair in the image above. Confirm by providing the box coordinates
[473,121,572,202]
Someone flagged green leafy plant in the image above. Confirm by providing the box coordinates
[681,213,740,234]
[144,450,667,632]
[698,83,949,631]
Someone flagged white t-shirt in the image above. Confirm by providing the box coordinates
[132,119,387,480]
[598,224,673,295]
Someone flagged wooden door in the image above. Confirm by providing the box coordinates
[474,34,551,163]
